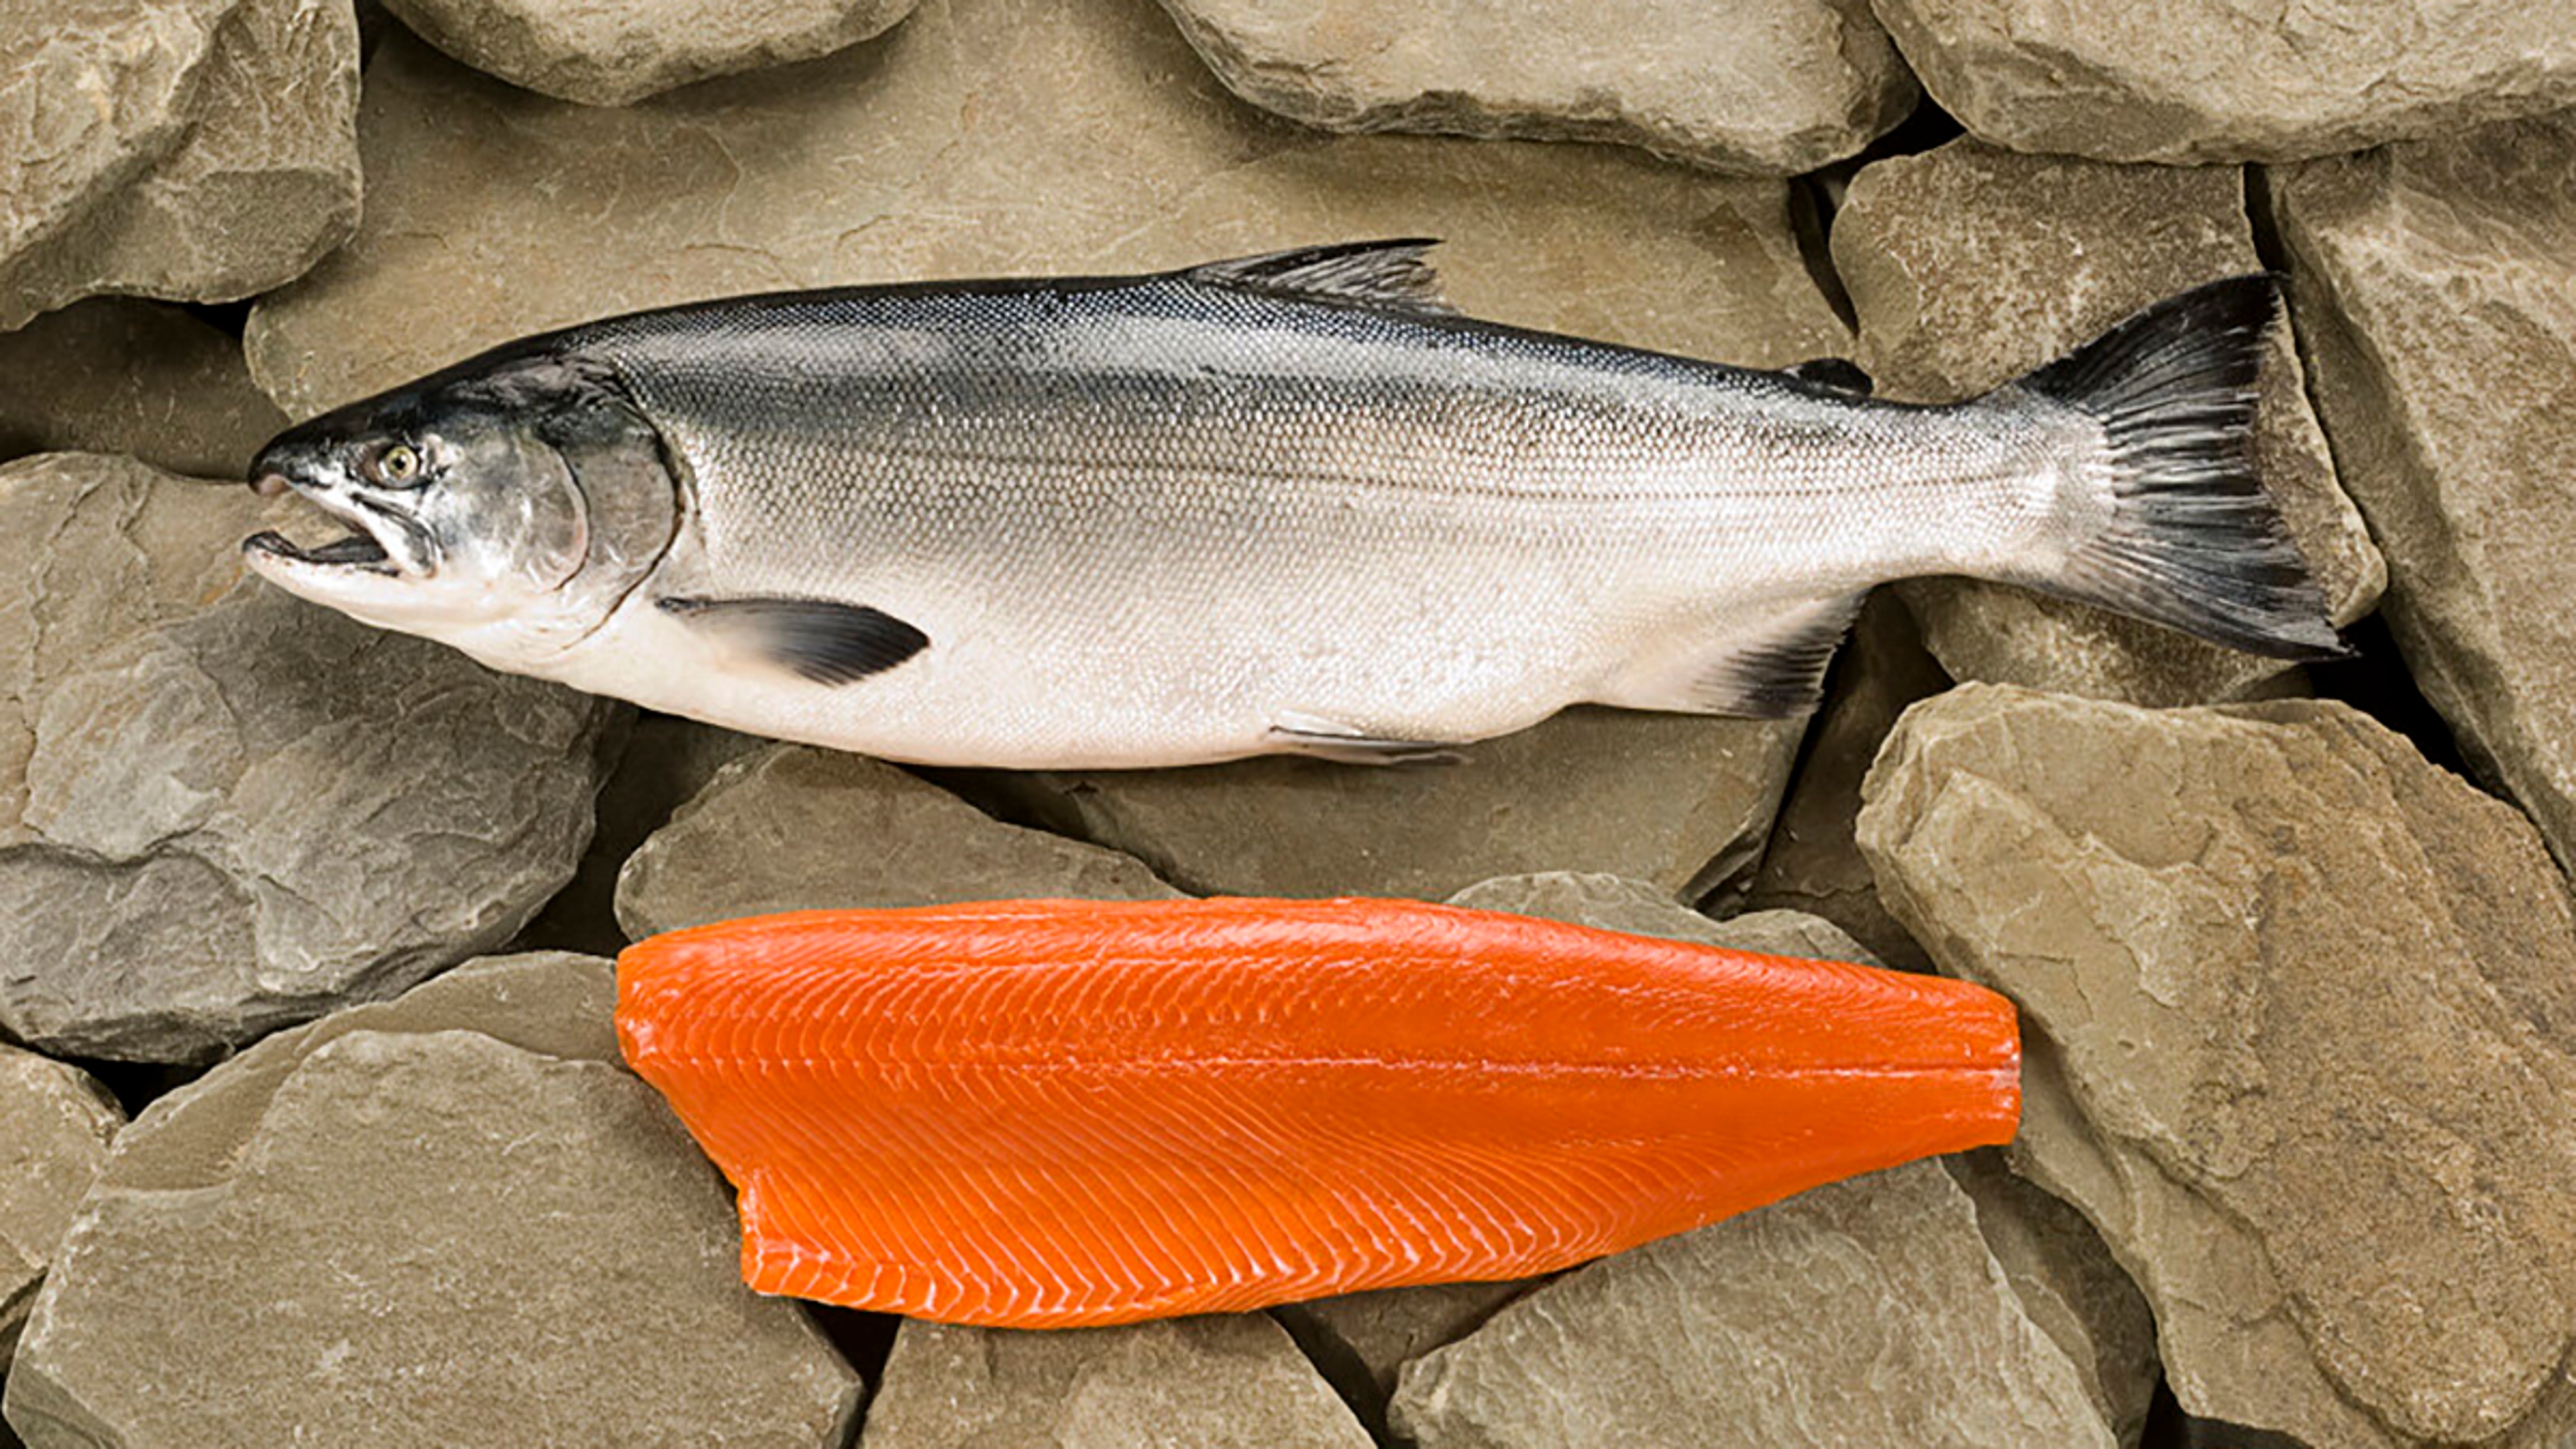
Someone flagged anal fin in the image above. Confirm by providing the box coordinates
[1603,596,1864,720]
[659,595,929,686]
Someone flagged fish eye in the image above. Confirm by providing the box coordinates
[368,441,423,486]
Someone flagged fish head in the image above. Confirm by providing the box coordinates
[244,351,678,665]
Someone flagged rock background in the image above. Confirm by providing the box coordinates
[5,0,2575,1444]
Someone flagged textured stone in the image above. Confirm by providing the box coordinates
[1731,592,1943,967]
[0,0,359,330]
[1870,0,2576,164]
[615,743,1177,941]
[243,0,1849,421]
[988,708,1802,904]
[1829,138,2382,708]
[1944,1150,2159,1448]
[0,299,283,478]
[1391,1160,2112,1449]
[1858,684,2576,1446]
[1151,0,1914,174]
[861,1314,1371,1449]
[3,952,860,1448]
[2271,113,2576,879]
[382,0,918,106]
[1273,1282,1532,1429]
[0,1049,123,1371]
[519,714,763,955]
[0,455,616,1062]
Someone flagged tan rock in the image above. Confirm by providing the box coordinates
[0,455,616,1062]
[986,708,1801,904]
[0,1048,123,1371]
[381,0,918,107]
[2,952,861,1448]
[0,299,282,479]
[1731,592,1943,966]
[1273,1282,1532,1430]
[1391,1161,2112,1448]
[2269,113,2576,879]
[1870,0,2576,164]
[1150,0,1915,174]
[1944,1150,2159,1448]
[1858,684,2576,1446]
[861,1315,1371,1448]
[519,714,765,954]
[1829,138,2382,707]
[614,743,1177,941]
[0,0,359,330]
[244,0,1849,420]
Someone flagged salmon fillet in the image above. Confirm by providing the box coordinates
[615,897,2021,1328]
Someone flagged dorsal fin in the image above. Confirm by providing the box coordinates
[1183,241,1456,314]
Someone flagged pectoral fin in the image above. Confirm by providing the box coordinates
[659,596,929,686]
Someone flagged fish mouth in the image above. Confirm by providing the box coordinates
[243,474,427,577]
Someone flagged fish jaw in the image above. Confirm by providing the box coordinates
[241,445,443,627]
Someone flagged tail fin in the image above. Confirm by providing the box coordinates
[2006,275,2349,661]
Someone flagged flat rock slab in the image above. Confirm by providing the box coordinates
[986,707,1802,903]
[382,0,918,105]
[0,455,616,1062]
[1829,138,2381,708]
[244,0,1849,421]
[2270,113,2576,879]
[1387,873,2127,1448]
[1859,684,2576,1446]
[0,300,284,478]
[1870,0,2576,163]
[3,952,860,1448]
[1152,0,1914,173]
[0,0,358,329]
[0,1047,123,1371]
[861,1315,1371,1448]
[614,743,1177,941]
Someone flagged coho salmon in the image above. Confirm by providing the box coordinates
[245,241,2343,768]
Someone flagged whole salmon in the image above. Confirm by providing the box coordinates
[245,243,2341,767]
[614,898,2021,1326]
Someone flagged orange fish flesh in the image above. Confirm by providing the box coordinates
[615,897,2021,1328]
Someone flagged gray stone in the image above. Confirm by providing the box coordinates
[1870,0,2576,164]
[244,0,1851,423]
[2270,113,2576,881]
[1731,592,1944,967]
[382,0,918,106]
[1945,1150,2159,1448]
[0,455,617,1062]
[1390,1161,2113,1449]
[3,951,861,1448]
[1273,1281,1532,1428]
[0,299,284,478]
[519,714,765,955]
[615,743,1177,941]
[861,1314,1371,1449]
[0,0,359,330]
[988,708,1803,904]
[1152,0,1915,174]
[1858,684,2576,1446]
[0,1048,123,1371]
[1829,138,2382,708]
